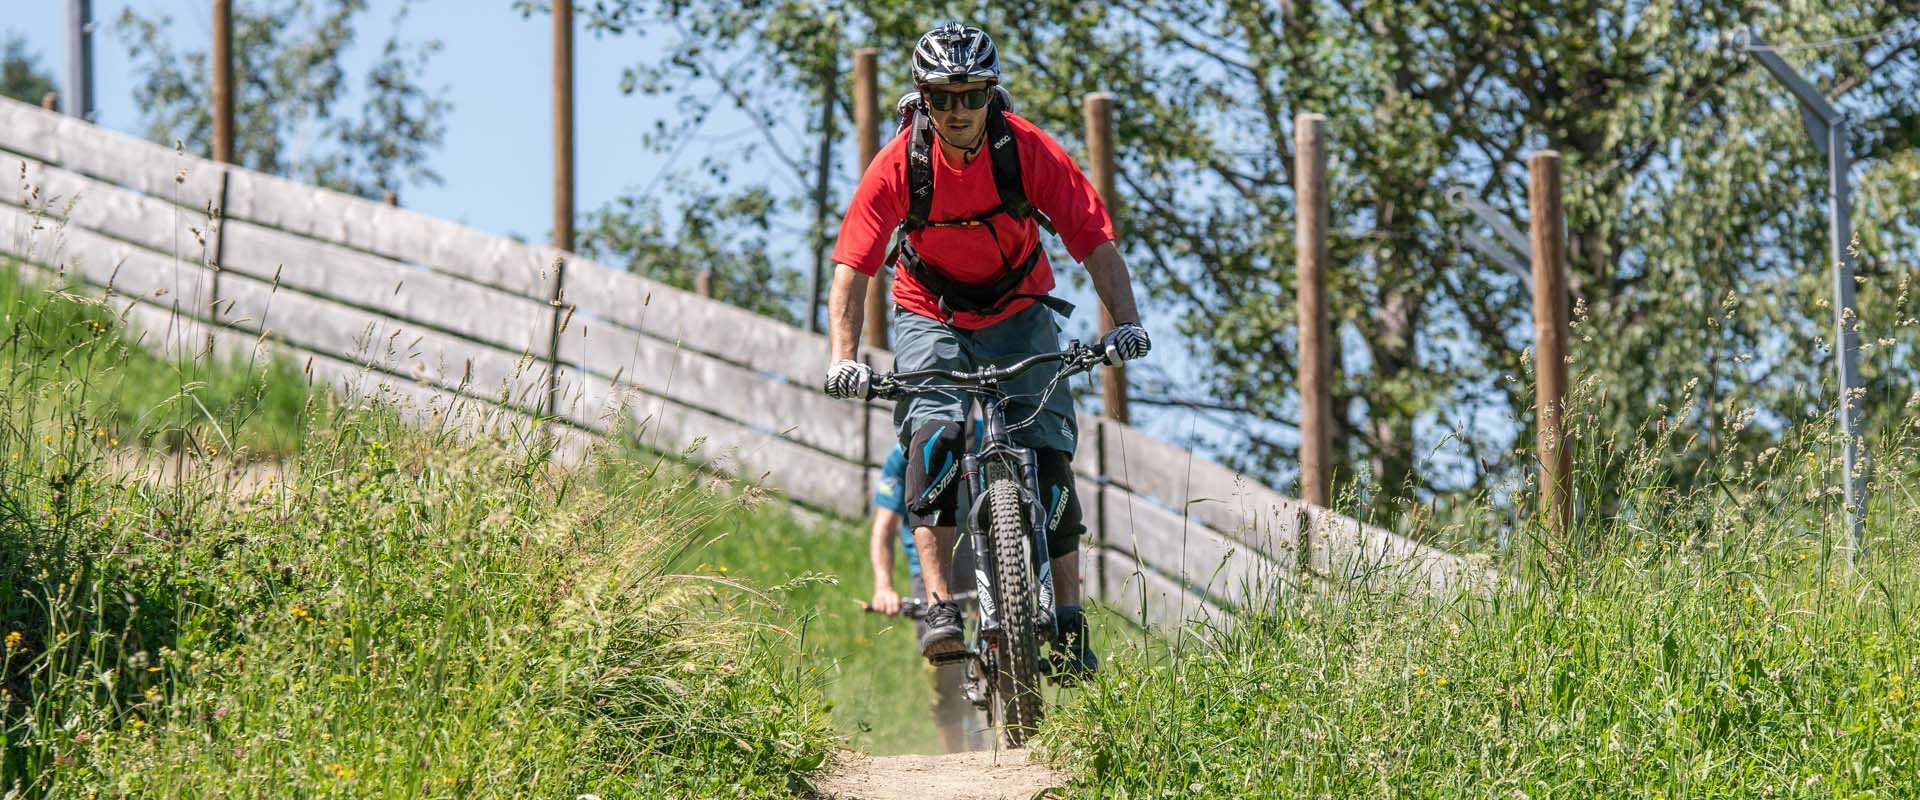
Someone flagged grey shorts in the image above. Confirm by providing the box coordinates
[891,301,1079,455]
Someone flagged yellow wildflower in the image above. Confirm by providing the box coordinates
[5,631,21,649]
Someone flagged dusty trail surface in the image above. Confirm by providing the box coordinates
[810,750,1066,799]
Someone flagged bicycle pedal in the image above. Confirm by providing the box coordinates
[927,648,970,666]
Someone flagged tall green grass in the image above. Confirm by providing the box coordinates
[0,268,310,460]
[0,272,837,797]
[1043,395,1920,797]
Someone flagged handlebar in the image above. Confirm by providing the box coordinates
[867,340,1110,401]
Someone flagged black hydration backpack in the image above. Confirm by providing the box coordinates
[887,89,1073,321]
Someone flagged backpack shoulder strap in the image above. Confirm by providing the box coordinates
[904,103,936,233]
[984,107,1031,222]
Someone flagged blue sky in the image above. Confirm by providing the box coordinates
[6,0,700,241]
[5,1,1292,475]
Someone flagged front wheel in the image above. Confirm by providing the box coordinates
[985,472,1044,747]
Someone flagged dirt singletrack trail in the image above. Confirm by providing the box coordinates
[810,750,1067,799]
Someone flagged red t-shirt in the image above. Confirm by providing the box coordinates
[832,112,1116,330]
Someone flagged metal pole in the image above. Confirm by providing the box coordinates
[1829,117,1866,561]
[1733,29,1867,559]
[552,0,574,253]
[1294,113,1332,508]
[65,0,93,121]
[212,0,233,163]
[1528,151,1572,540]
[808,56,838,333]
[1086,93,1129,424]
[854,48,890,349]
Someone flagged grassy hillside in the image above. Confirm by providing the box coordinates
[0,272,838,797]
[1042,418,1920,797]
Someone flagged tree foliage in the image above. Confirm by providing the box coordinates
[116,0,450,200]
[575,188,806,324]
[572,0,1920,522]
[1,34,57,107]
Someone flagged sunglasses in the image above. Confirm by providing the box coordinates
[922,87,993,112]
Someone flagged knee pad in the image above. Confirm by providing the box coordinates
[905,420,965,528]
[1037,448,1084,560]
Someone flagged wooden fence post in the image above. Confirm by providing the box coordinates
[694,270,713,298]
[855,48,890,350]
[552,0,574,254]
[41,92,58,112]
[1528,151,1572,539]
[1085,92,1128,423]
[1294,113,1332,510]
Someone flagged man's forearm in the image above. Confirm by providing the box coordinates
[1085,241,1141,326]
[827,263,869,362]
[870,510,900,590]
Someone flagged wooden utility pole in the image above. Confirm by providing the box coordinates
[808,56,839,333]
[1294,113,1332,509]
[854,48,890,349]
[1085,92,1129,423]
[1528,151,1572,538]
[66,0,93,121]
[41,93,58,112]
[695,271,714,298]
[212,0,234,163]
[552,0,574,252]
[383,191,398,207]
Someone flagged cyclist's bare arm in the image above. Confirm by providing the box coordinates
[827,263,869,362]
[1084,241,1142,327]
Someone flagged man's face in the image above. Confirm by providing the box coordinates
[921,81,993,148]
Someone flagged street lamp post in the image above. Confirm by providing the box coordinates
[1729,28,1867,563]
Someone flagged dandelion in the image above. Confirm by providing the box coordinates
[130,718,145,730]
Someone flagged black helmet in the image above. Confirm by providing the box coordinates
[912,24,1000,86]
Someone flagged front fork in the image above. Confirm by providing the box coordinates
[960,449,1058,637]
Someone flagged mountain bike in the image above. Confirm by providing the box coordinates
[864,339,1109,748]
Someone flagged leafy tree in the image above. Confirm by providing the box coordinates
[575,188,805,324]
[1,33,57,106]
[115,0,449,199]
[571,0,1920,523]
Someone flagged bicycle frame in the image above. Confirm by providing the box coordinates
[869,340,1107,710]
[957,391,1056,636]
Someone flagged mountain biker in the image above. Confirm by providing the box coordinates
[824,23,1150,681]
[869,443,988,752]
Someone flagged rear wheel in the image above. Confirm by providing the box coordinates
[984,468,1043,747]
